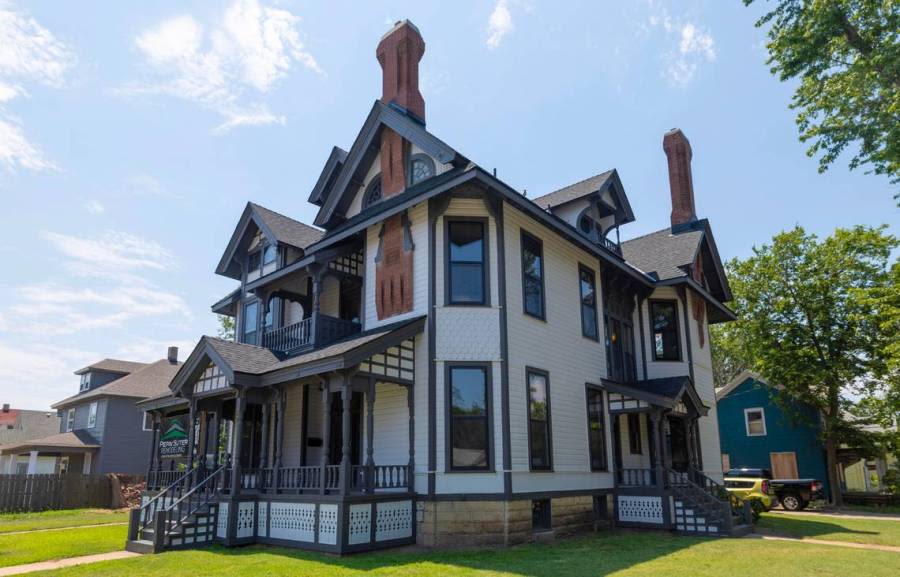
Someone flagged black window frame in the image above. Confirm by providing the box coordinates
[242,299,260,346]
[649,299,682,361]
[445,363,493,472]
[520,230,546,320]
[526,367,553,471]
[362,174,383,209]
[585,384,608,471]
[627,413,642,455]
[579,264,599,340]
[444,218,490,307]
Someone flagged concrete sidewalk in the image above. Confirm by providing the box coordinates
[768,509,900,522]
[746,533,900,553]
[0,551,139,576]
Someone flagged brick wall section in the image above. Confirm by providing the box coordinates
[376,20,425,119]
[375,214,414,319]
[416,496,596,547]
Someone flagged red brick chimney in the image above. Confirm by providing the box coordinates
[663,128,697,229]
[374,21,423,320]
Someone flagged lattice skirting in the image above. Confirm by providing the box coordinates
[617,495,664,525]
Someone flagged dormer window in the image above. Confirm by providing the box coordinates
[578,213,595,235]
[409,154,435,186]
[247,242,278,281]
[79,373,91,392]
[363,175,383,209]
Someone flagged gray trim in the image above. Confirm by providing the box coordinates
[677,287,695,384]
[495,201,512,496]
[578,263,599,341]
[308,146,348,206]
[444,362,494,473]
[584,383,608,472]
[636,296,649,380]
[520,229,546,321]
[656,276,737,323]
[420,487,614,502]
[525,367,553,472]
[443,216,491,307]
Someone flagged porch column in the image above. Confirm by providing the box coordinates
[187,400,197,471]
[83,452,92,475]
[650,410,664,489]
[310,265,323,347]
[339,373,352,495]
[366,376,376,494]
[259,400,270,469]
[230,389,246,496]
[146,412,160,480]
[407,383,414,491]
[210,409,220,469]
[6,455,16,474]
[274,388,285,491]
[26,451,39,475]
[320,378,332,494]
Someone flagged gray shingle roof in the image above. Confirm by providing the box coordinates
[205,337,281,374]
[250,203,324,250]
[0,409,61,447]
[0,431,100,454]
[620,226,703,280]
[74,359,148,376]
[54,359,183,409]
[532,170,614,210]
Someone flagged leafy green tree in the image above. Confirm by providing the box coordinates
[217,314,235,340]
[724,225,897,505]
[710,321,752,388]
[743,1,900,190]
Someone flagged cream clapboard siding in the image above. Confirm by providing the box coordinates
[503,203,615,493]
[320,275,340,318]
[280,381,325,468]
[361,382,410,467]
[637,286,723,480]
[363,202,429,331]
[433,198,504,494]
[617,413,652,469]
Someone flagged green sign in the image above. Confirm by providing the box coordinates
[158,418,189,457]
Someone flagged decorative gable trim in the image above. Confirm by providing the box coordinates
[215,203,281,280]
[308,146,348,207]
[314,101,464,229]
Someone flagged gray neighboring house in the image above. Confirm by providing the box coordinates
[0,405,61,474]
[0,349,183,476]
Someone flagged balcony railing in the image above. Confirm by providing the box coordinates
[226,464,409,494]
[599,235,623,256]
[262,314,361,355]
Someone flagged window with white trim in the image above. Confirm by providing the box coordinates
[744,408,767,436]
[87,402,98,428]
[142,411,154,431]
[66,408,75,432]
[79,373,91,392]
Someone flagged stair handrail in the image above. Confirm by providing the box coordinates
[138,466,196,530]
[667,466,749,525]
[165,464,226,526]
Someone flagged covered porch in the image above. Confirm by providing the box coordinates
[132,318,423,554]
[0,432,99,476]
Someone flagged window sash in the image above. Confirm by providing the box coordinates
[448,365,490,471]
[745,408,767,436]
[447,221,487,305]
[586,388,607,471]
[580,266,598,339]
[527,370,551,470]
[87,402,97,428]
[650,300,681,361]
[66,409,75,432]
[521,233,545,319]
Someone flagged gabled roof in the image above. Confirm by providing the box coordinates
[0,430,100,455]
[621,226,704,281]
[0,409,60,447]
[604,376,709,416]
[314,100,467,229]
[74,359,147,376]
[211,287,241,316]
[308,146,349,207]
[54,359,183,409]
[533,171,614,209]
[215,202,324,280]
[715,369,764,401]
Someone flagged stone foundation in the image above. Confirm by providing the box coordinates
[416,495,599,547]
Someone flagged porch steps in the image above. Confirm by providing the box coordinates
[124,539,155,554]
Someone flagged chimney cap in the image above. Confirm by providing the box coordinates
[380,19,421,41]
[2,404,9,413]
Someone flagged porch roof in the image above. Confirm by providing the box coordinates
[604,376,709,416]
[0,431,100,455]
[171,316,425,392]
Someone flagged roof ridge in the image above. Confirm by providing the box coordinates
[250,202,323,233]
[537,169,614,200]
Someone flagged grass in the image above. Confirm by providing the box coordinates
[26,531,900,577]
[0,508,128,533]
[758,512,900,547]
[0,523,126,567]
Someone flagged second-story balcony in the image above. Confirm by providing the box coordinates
[262,313,361,356]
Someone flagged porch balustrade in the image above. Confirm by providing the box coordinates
[223,463,409,494]
[262,317,312,353]
[615,468,656,487]
[261,314,361,355]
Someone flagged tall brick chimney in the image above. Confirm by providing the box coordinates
[663,128,697,229]
[374,21,423,320]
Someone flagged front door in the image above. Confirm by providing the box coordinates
[329,392,363,466]
[668,418,690,472]
[770,452,799,479]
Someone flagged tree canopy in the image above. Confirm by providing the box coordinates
[744,0,900,191]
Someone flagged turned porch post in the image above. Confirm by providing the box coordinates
[320,378,332,494]
[230,389,246,496]
[650,410,664,489]
[146,412,160,482]
[407,382,415,491]
[309,265,323,347]
[339,373,352,495]
[259,400,270,470]
[274,388,285,489]
[187,400,197,472]
[210,405,220,469]
[366,376,376,494]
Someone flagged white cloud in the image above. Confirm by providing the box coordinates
[84,199,105,214]
[642,2,716,87]
[40,230,174,277]
[125,0,321,133]
[0,342,98,409]
[0,1,76,171]
[125,173,176,198]
[486,0,513,49]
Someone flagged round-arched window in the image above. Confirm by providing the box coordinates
[409,154,435,186]
[363,175,383,209]
[578,212,595,235]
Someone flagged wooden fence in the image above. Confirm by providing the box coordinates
[0,474,112,513]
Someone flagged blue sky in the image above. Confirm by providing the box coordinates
[0,0,896,409]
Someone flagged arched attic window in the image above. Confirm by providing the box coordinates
[577,208,597,239]
[363,175,383,209]
[408,154,435,186]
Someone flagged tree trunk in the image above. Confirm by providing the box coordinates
[824,435,843,507]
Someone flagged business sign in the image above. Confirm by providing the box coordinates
[158,418,189,458]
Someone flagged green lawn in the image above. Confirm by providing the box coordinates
[0,524,127,567]
[27,532,900,577]
[0,508,128,533]
[758,512,900,547]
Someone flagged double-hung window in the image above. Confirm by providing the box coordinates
[586,386,607,471]
[79,373,91,392]
[66,408,75,432]
[243,301,259,345]
[579,265,598,339]
[448,365,490,470]
[521,232,545,319]
[650,300,681,361]
[447,221,487,305]
[745,408,767,436]
[87,402,98,428]
[527,369,552,470]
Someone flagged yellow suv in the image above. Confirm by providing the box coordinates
[723,468,778,512]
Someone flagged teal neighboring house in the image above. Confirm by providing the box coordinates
[716,371,830,496]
